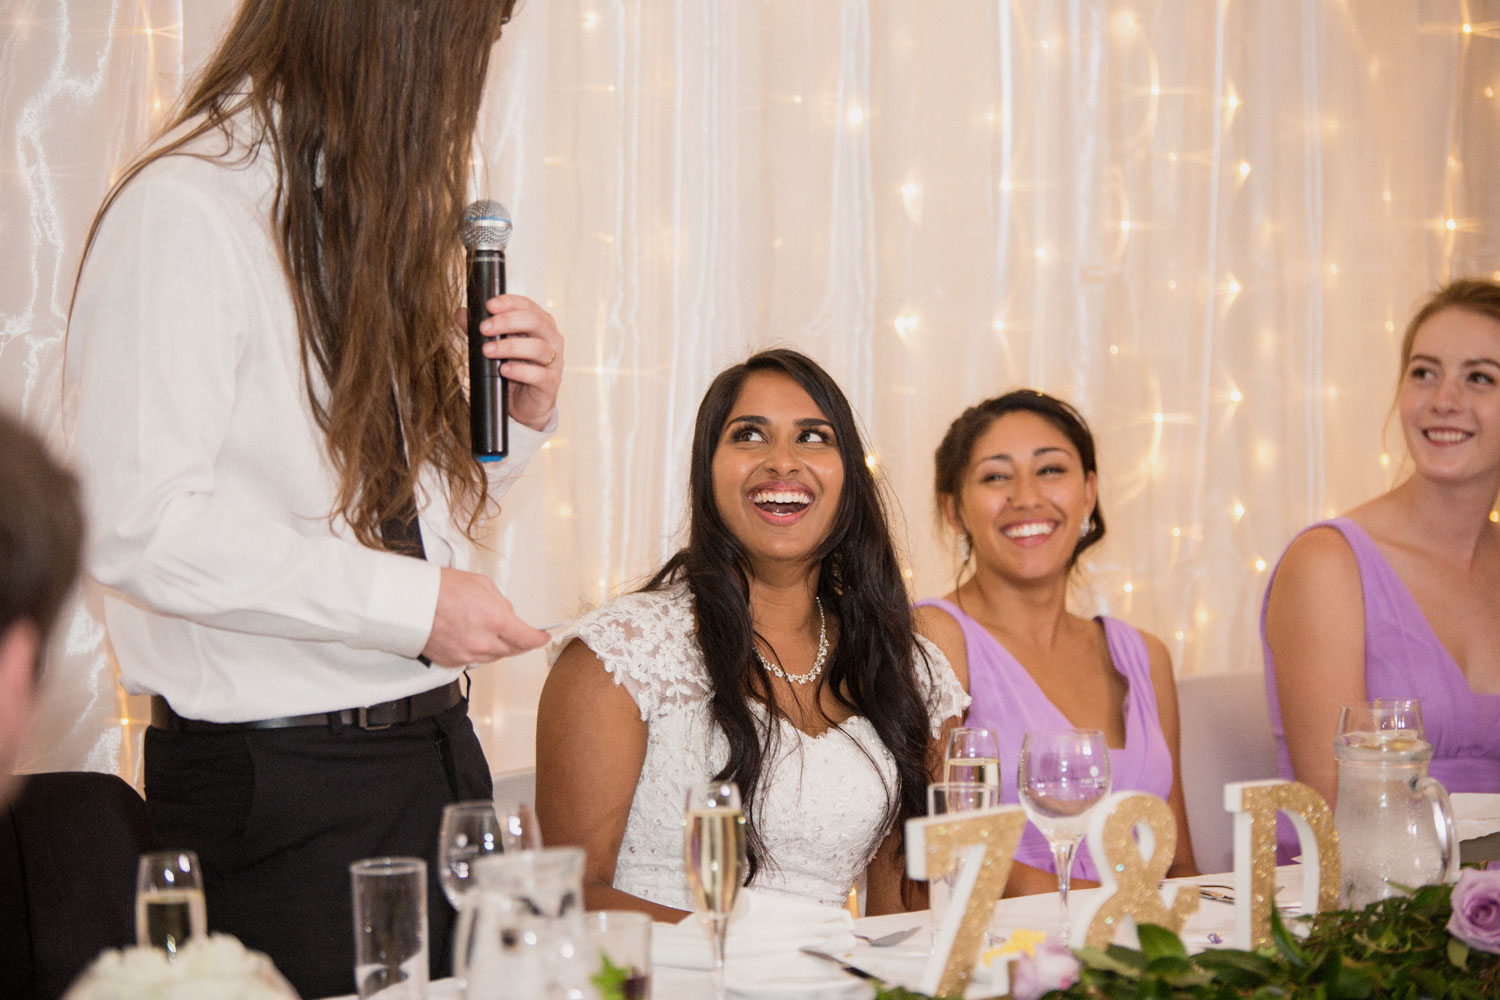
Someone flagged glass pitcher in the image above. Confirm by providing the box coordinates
[455,846,592,1000]
[1333,701,1459,909]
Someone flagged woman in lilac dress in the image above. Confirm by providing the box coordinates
[916,390,1197,894]
[1264,280,1500,831]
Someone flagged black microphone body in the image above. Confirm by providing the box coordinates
[463,201,513,461]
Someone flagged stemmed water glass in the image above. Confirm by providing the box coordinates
[1017,728,1112,944]
[943,727,1001,790]
[439,799,541,981]
[683,781,747,1000]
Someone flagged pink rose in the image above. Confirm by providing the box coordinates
[1011,940,1081,1000]
[1448,868,1500,955]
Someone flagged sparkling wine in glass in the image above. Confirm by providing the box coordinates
[943,726,1002,790]
[683,781,746,1000]
[135,850,207,957]
[1017,728,1111,944]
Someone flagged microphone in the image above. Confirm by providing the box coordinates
[463,200,513,461]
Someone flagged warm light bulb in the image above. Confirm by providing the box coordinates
[1123,582,1134,594]
[1229,388,1243,403]
[792,95,803,104]
[1464,22,1474,34]
[582,11,600,29]
[1379,453,1391,467]
[1167,151,1178,162]
[993,319,1007,333]
[1490,510,1498,523]
[1238,161,1251,178]
[1175,630,1185,641]
[1255,558,1267,572]
[999,178,1013,192]
[1120,219,1131,231]
[1150,84,1160,96]
[1153,412,1164,425]
[894,313,919,340]
[846,104,866,126]
[1446,218,1458,231]
[1232,501,1246,521]
[1109,344,1119,355]
[1227,276,1242,294]
[865,453,879,471]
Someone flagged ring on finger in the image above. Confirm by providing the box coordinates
[545,349,558,366]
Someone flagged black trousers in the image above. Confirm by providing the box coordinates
[143,699,492,1000]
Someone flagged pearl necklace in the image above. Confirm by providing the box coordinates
[753,597,828,685]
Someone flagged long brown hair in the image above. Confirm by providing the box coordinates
[72,0,517,547]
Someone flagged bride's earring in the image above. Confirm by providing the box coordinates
[959,531,973,563]
[1079,514,1093,540]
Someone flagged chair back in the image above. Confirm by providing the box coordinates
[0,772,156,1000]
[491,768,536,806]
[1175,673,1279,874]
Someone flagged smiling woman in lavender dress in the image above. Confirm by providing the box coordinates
[1263,280,1500,859]
[916,390,1197,893]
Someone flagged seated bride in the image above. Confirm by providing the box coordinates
[535,349,968,919]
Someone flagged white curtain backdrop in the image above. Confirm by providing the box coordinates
[4,0,1497,784]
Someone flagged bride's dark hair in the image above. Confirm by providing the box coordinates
[645,349,936,882]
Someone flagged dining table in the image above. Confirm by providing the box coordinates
[329,866,1308,1000]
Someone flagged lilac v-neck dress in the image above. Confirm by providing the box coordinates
[916,599,1172,881]
[1262,518,1500,812]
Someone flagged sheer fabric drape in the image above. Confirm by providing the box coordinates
[3,0,1496,781]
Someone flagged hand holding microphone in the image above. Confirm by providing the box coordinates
[463,201,564,458]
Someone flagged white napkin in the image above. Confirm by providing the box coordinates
[653,887,857,971]
[1453,793,1500,841]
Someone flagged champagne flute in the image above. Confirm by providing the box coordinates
[1017,729,1111,944]
[136,850,207,957]
[683,781,746,1000]
[943,727,1001,790]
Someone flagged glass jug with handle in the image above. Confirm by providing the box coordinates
[1334,700,1460,909]
[455,846,591,1000]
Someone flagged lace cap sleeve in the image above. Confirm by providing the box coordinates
[913,635,970,737]
[549,587,711,722]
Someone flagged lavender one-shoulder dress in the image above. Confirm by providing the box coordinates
[1261,518,1500,857]
[915,599,1172,881]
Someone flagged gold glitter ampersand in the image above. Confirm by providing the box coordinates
[1075,792,1198,948]
[1224,779,1340,948]
[905,806,1027,999]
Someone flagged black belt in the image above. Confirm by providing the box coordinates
[149,680,463,733]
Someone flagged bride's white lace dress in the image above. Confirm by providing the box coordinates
[553,585,970,910]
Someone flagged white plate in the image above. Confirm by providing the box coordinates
[726,975,871,999]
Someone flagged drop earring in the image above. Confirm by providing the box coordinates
[1079,515,1093,540]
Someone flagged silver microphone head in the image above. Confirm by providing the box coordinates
[463,199,512,250]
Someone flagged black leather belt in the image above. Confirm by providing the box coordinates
[149,680,463,733]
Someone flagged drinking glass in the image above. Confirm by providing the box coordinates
[438,800,542,910]
[926,781,1001,933]
[1339,698,1425,745]
[585,910,653,1000]
[1017,729,1112,944]
[350,857,428,1000]
[135,850,206,956]
[683,781,746,1000]
[943,727,1001,790]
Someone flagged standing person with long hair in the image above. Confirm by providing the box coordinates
[535,349,967,918]
[916,391,1196,894]
[64,2,562,993]
[1264,280,1500,854]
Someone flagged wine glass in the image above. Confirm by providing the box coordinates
[1017,729,1112,944]
[683,781,746,1000]
[438,799,542,910]
[135,850,206,956]
[926,781,1001,937]
[943,727,1001,790]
